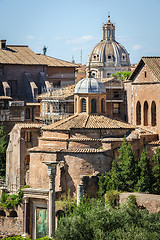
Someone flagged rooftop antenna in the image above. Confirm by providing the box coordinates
[71,56,75,64]
[43,45,48,55]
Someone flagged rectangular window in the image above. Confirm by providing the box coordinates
[113,103,120,114]
[113,91,120,99]
[25,131,31,142]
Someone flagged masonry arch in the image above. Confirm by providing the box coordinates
[151,101,156,126]
[9,210,18,217]
[144,101,148,126]
[91,99,97,113]
[81,98,86,112]
[136,101,141,125]
[0,210,6,217]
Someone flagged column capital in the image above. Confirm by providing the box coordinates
[42,161,58,177]
[24,197,29,204]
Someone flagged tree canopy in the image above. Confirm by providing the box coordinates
[112,71,131,81]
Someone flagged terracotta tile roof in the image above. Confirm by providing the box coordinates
[142,57,160,80]
[37,54,77,67]
[129,57,160,81]
[38,84,75,100]
[29,146,105,153]
[148,140,160,145]
[43,113,134,131]
[0,45,77,67]
[39,137,102,142]
[14,123,43,129]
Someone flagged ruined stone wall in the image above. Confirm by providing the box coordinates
[0,205,23,238]
[29,150,112,196]
[6,127,41,192]
[120,192,160,213]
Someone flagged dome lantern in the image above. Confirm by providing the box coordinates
[103,14,115,41]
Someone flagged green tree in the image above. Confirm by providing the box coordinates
[55,198,160,240]
[0,124,7,179]
[136,148,152,193]
[112,71,131,81]
[117,137,138,191]
[106,159,122,191]
[98,137,138,194]
[152,148,160,194]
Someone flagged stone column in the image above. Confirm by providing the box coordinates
[42,161,58,238]
[22,197,30,238]
[77,184,83,206]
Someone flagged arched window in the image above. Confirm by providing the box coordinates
[144,101,148,126]
[151,101,156,126]
[91,99,97,113]
[9,210,17,217]
[136,101,141,125]
[81,98,86,112]
[0,210,6,217]
[25,108,30,119]
[101,98,105,113]
[108,29,110,38]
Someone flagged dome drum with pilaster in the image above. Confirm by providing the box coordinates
[74,75,106,115]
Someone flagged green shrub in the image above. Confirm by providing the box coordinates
[55,199,160,240]
[105,190,119,208]
[0,187,26,209]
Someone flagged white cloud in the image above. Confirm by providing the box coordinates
[66,35,97,45]
[26,35,35,40]
[133,44,142,51]
[53,36,64,40]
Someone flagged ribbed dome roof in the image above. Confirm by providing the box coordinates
[74,77,106,94]
[87,40,130,67]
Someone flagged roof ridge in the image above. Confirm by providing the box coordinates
[43,114,78,130]
[83,114,90,128]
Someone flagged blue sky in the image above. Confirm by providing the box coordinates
[1,0,160,64]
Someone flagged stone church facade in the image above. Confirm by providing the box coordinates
[124,57,160,136]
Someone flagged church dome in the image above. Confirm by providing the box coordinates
[88,39,130,67]
[86,15,130,78]
[74,77,106,94]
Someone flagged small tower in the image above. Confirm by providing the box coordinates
[102,15,115,41]
[74,74,106,115]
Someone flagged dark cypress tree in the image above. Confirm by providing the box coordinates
[152,148,160,194]
[117,137,138,191]
[135,148,152,193]
[106,159,122,191]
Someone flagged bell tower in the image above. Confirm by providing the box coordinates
[102,15,115,41]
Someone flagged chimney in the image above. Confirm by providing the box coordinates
[0,40,6,49]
